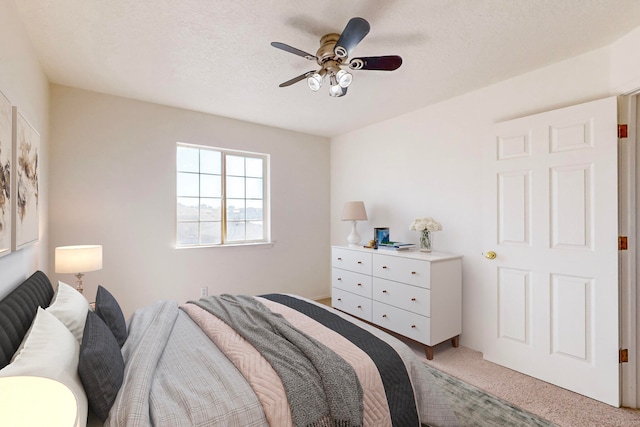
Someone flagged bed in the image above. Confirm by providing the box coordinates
[0,271,460,427]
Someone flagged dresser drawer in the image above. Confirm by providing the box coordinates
[332,247,372,275]
[372,301,430,345]
[372,253,430,288]
[332,268,372,298]
[372,278,430,316]
[332,288,372,322]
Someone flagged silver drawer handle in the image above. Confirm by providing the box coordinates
[337,277,342,281]
[337,257,342,261]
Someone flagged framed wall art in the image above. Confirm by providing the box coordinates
[0,91,11,257]
[13,107,39,250]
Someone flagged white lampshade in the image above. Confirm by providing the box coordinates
[0,376,79,427]
[55,245,103,273]
[341,201,368,221]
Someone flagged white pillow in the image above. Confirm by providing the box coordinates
[47,281,90,344]
[0,307,89,426]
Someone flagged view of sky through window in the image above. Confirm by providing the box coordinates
[176,144,267,247]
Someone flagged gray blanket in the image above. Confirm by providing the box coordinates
[193,295,364,427]
[105,300,268,427]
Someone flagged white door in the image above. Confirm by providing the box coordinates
[483,96,620,406]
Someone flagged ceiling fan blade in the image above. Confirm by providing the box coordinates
[334,17,370,58]
[279,71,315,87]
[271,42,317,61]
[349,55,403,71]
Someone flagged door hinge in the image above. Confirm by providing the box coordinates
[619,236,628,250]
[620,349,629,363]
[619,124,628,138]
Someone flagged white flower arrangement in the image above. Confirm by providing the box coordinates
[409,217,442,232]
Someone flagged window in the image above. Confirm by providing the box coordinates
[176,144,269,247]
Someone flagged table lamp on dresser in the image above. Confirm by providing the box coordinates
[341,201,367,247]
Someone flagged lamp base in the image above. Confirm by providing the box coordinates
[347,220,361,247]
[75,273,85,294]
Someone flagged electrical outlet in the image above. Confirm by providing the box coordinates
[200,286,208,297]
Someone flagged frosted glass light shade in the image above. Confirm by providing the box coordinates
[55,245,103,274]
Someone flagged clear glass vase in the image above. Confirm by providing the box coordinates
[420,230,432,252]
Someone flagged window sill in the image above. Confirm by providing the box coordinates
[175,241,276,250]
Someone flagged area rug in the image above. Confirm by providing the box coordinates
[423,364,559,427]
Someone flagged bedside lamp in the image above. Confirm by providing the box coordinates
[55,245,103,294]
[0,376,79,427]
[341,201,368,247]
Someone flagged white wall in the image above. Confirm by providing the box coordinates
[49,86,330,317]
[0,0,50,298]
[331,27,640,352]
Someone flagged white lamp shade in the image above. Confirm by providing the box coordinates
[341,201,368,221]
[55,245,103,274]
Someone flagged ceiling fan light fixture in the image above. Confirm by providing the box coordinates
[307,72,324,91]
[329,74,346,97]
[336,69,353,88]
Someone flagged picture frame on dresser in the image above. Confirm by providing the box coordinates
[0,90,12,258]
[331,245,462,360]
[374,227,389,248]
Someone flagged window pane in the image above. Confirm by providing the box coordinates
[176,145,268,247]
[226,176,245,198]
[226,155,245,176]
[200,174,221,198]
[246,178,263,199]
[177,172,199,197]
[246,221,263,240]
[246,158,263,178]
[177,147,199,172]
[246,199,263,220]
[227,199,245,221]
[177,222,199,245]
[177,197,199,221]
[200,222,221,245]
[200,198,221,221]
[200,150,221,174]
[227,221,246,241]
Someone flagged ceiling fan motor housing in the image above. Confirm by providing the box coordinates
[317,33,343,64]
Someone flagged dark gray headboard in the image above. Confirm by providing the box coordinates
[0,271,53,369]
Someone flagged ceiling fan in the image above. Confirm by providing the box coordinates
[271,17,402,97]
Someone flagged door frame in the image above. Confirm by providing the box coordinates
[619,91,639,408]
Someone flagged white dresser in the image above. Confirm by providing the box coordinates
[331,245,462,360]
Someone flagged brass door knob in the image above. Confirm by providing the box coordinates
[484,251,497,260]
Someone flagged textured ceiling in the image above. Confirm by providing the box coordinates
[12,0,640,137]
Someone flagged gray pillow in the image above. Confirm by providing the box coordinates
[94,285,127,347]
[78,310,124,422]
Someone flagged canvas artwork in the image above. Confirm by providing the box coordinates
[0,91,11,257]
[13,107,39,249]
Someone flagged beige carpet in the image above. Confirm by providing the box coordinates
[412,343,640,427]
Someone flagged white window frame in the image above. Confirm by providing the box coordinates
[176,143,270,248]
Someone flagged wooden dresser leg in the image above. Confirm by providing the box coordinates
[451,335,460,348]
[425,346,434,360]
